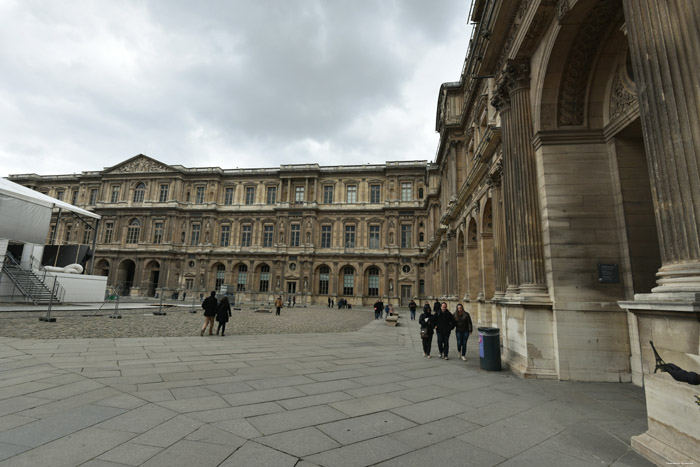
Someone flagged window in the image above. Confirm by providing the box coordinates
[319,266,330,295]
[419,279,425,295]
[190,224,200,245]
[245,186,255,205]
[321,225,332,248]
[104,222,114,243]
[370,184,381,203]
[82,228,91,245]
[185,278,194,290]
[110,186,120,203]
[290,224,300,247]
[345,225,355,248]
[65,224,72,242]
[266,186,277,204]
[159,184,169,202]
[133,183,145,203]
[126,219,141,244]
[259,265,270,292]
[369,225,380,249]
[213,264,225,291]
[401,182,412,201]
[224,187,234,205]
[419,232,424,242]
[402,265,411,273]
[186,192,190,202]
[153,222,164,244]
[195,186,205,204]
[401,224,412,248]
[237,264,247,291]
[241,224,252,247]
[220,225,230,246]
[89,189,98,205]
[323,185,334,204]
[368,267,379,296]
[343,266,354,295]
[418,188,424,199]
[71,190,79,205]
[263,225,274,247]
[49,224,56,244]
[295,186,305,202]
[56,190,64,201]
[346,185,357,203]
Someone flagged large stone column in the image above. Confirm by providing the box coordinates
[488,162,507,299]
[504,59,547,295]
[491,86,520,295]
[623,0,700,293]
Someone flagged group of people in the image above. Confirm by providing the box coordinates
[372,300,396,319]
[419,301,473,361]
[200,291,232,336]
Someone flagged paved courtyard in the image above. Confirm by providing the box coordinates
[0,306,652,466]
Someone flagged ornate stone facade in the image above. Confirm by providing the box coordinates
[9,155,429,307]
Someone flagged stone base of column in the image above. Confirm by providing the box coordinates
[652,263,700,293]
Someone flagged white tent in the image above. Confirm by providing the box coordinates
[0,178,100,245]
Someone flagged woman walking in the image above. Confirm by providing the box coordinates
[454,303,473,361]
[200,291,218,336]
[418,305,436,358]
[216,296,232,336]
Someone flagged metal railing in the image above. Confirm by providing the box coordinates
[1,252,64,304]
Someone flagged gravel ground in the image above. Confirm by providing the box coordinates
[0,305,375,339]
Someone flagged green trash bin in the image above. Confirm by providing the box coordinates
[478,327,501,371]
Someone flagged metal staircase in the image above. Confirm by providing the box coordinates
[1,252,63,304]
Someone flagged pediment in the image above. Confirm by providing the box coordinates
[104,155,177,174]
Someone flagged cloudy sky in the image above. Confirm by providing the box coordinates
[0,0,470,177]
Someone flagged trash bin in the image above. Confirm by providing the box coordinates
[478,327,501,371]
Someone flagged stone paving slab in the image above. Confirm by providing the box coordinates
[0,305,654,466]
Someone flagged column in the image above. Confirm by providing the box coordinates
[491,84,520,294]
[623,0,700,292]
[504,58,547,295]
[489,164,507,299]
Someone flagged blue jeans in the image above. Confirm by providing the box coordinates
[410,309,416,320]
[456,331,469,357]
[437,332,450,357]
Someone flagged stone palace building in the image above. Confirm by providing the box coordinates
[9,155,431,307]
[8,0,700,463]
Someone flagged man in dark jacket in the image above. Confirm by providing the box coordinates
[200,291,218,336]
[418,306,436,358]
[435,302,456,360]
[373,300,384,320]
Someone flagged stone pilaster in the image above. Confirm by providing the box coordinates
[623,0,700,293]
[491,85,520,295]
[488,162,507,299]
[503,58,547,295]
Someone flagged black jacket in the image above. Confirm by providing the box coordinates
[216,301,231,323]
[419,312,435,334]
[202,295,218,317]
[455,310,473,333]
[433,301,441,313]
[374,301,384,312]
[435,309,456,335]
[408,301,417,311]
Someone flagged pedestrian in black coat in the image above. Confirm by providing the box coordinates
[434,302,456,359]
[216,296,232,336]
[200,291,218,336]
[419,307,436,358]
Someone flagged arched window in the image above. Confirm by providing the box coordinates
[368,267,379,296]
[133,183,146,203]
[259,264,270,292]
[237,264,248,292]
[215,264,225,290]
[343,266,354,295]
[126,219,141,244]
[319,266,330,295]
[418,187,424,199]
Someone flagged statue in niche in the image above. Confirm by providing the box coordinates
[389,232,394,243]
[306,232,311,243]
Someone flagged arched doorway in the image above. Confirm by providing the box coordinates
[116,259,135,295]
[95,259,110,277]
[144,260,160,297]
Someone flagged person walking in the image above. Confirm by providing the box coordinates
[435,302,456,359]
[200,291,218,336]
[454,303,473,361]
[433,300,441,313]
[384,303,390,318]
[409,300,417,320]
[328,297,332,308]
[216,296,232,336]
[274,296,283,316]
[373,299,384,320]
[419,305,436,358]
